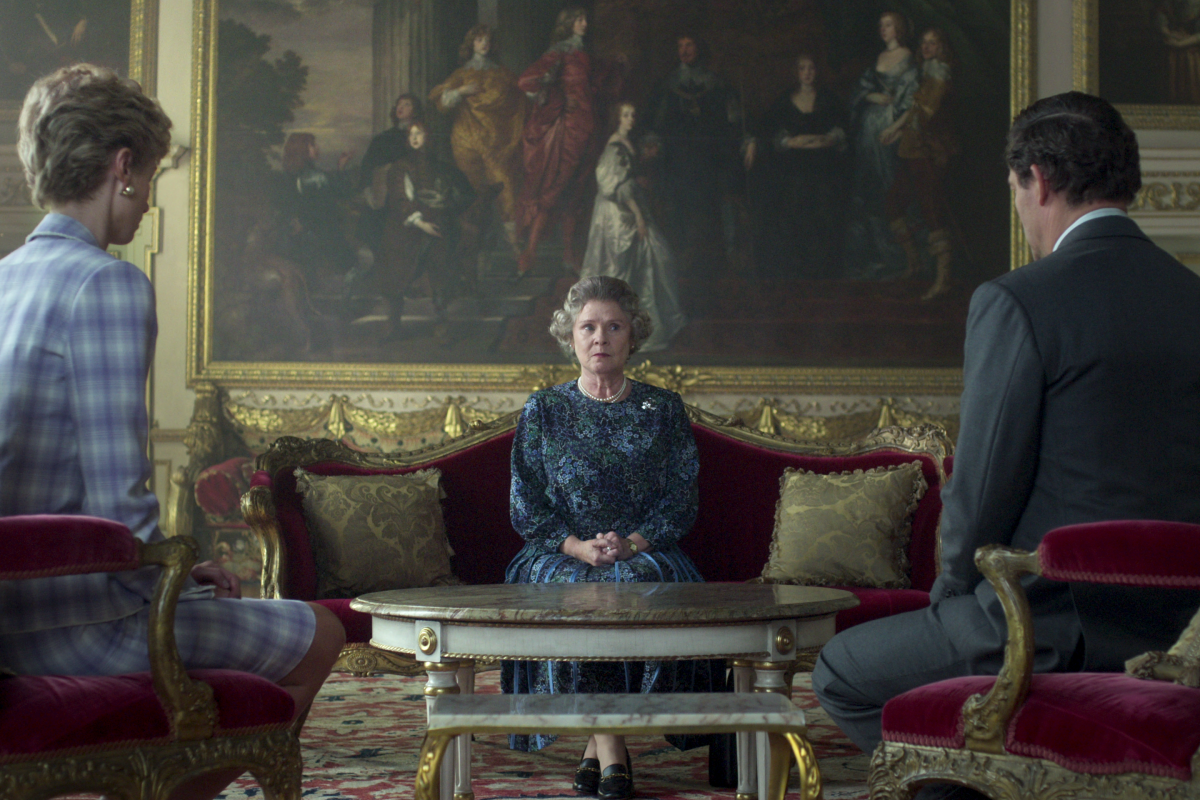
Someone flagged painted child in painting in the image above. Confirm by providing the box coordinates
[373,120,474,341]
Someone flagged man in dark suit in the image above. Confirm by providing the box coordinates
[812,92,1200,796]
[647,33,745,273]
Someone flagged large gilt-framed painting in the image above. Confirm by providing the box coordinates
[0,1,157,258]
[0,1,142,107]
[188,0,1034,393]
[1074,0,1200,128]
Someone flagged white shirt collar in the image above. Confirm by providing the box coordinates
[1053,207,1127,252]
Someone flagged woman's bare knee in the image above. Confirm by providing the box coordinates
[305,602,346,669]
[280,603,345,688]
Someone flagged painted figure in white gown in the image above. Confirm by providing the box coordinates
[580,102,686,353]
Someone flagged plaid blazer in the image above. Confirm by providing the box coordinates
[0,213,170,634]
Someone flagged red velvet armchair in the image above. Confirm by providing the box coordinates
[0,515,301,800]
[870,520,1200,800]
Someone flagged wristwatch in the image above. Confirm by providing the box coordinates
[628,540,639,555]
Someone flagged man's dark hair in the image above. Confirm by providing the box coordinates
[675,32,709,64]
[1005,91,1140,207]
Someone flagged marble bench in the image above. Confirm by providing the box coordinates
[414,692,821,800]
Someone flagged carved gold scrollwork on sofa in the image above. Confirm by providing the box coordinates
[336,642,428,678]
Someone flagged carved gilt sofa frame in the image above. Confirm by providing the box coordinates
[240,403,952,678]
[164,382,959,599]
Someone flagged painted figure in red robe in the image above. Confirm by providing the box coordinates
[514,6,622,278]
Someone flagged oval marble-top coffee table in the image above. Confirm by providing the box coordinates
[352,582,857,800]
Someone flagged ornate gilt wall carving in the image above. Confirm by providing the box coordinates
[1131,174,1200,213]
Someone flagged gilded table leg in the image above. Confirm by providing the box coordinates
[754,661,793,800]
[415,733,455,800]
[785,732,821,800]
[424,661,461,800]
[454,660,476,800]
[732,659,757,800]
[766,733,793,800]
[765,732,821,800]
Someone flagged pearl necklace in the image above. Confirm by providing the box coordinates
[578,377,627,403]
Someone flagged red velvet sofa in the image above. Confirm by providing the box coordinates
[242,405,952,675]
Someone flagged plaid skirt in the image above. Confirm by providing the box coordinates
[0,595,316,682]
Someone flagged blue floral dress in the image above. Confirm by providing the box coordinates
[501,379,722,751]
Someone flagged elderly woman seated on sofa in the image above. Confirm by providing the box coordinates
[502,276,722,800]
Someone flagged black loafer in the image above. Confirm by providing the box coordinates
[573,757,601,795]
[597,752,634,800]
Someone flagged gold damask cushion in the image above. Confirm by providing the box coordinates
[294,468,457,599]
[761,462,927,589]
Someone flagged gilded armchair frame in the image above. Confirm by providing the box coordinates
[0,535,301,800]
[869,544,1200,800]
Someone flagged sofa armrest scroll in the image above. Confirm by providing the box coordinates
[241,484,286,600]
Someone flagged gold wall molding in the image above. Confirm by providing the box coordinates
[707,396,960,443]
[151,428,189,444]
[1130,173,1200,213]
[130,0,159,96]
[222,392,515,442]
[185,361,967,396]
[1011,0,1037,270]
[219,392,959,447]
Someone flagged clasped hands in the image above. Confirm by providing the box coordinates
[562,531,638,566]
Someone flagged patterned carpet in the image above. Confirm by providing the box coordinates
[217,670,870,800]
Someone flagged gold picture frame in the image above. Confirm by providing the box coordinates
[130,0,159,95]
[187,0,1036,395]
[0,1,158,260]
[1073,0,1200,129]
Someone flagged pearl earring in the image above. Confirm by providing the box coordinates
[120,185,136,197]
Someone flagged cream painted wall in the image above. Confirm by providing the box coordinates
[145,0,1200,509]
[147,1,196,506]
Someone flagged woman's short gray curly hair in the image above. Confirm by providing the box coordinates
[18,63,172,208]
[549,276,653,360]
